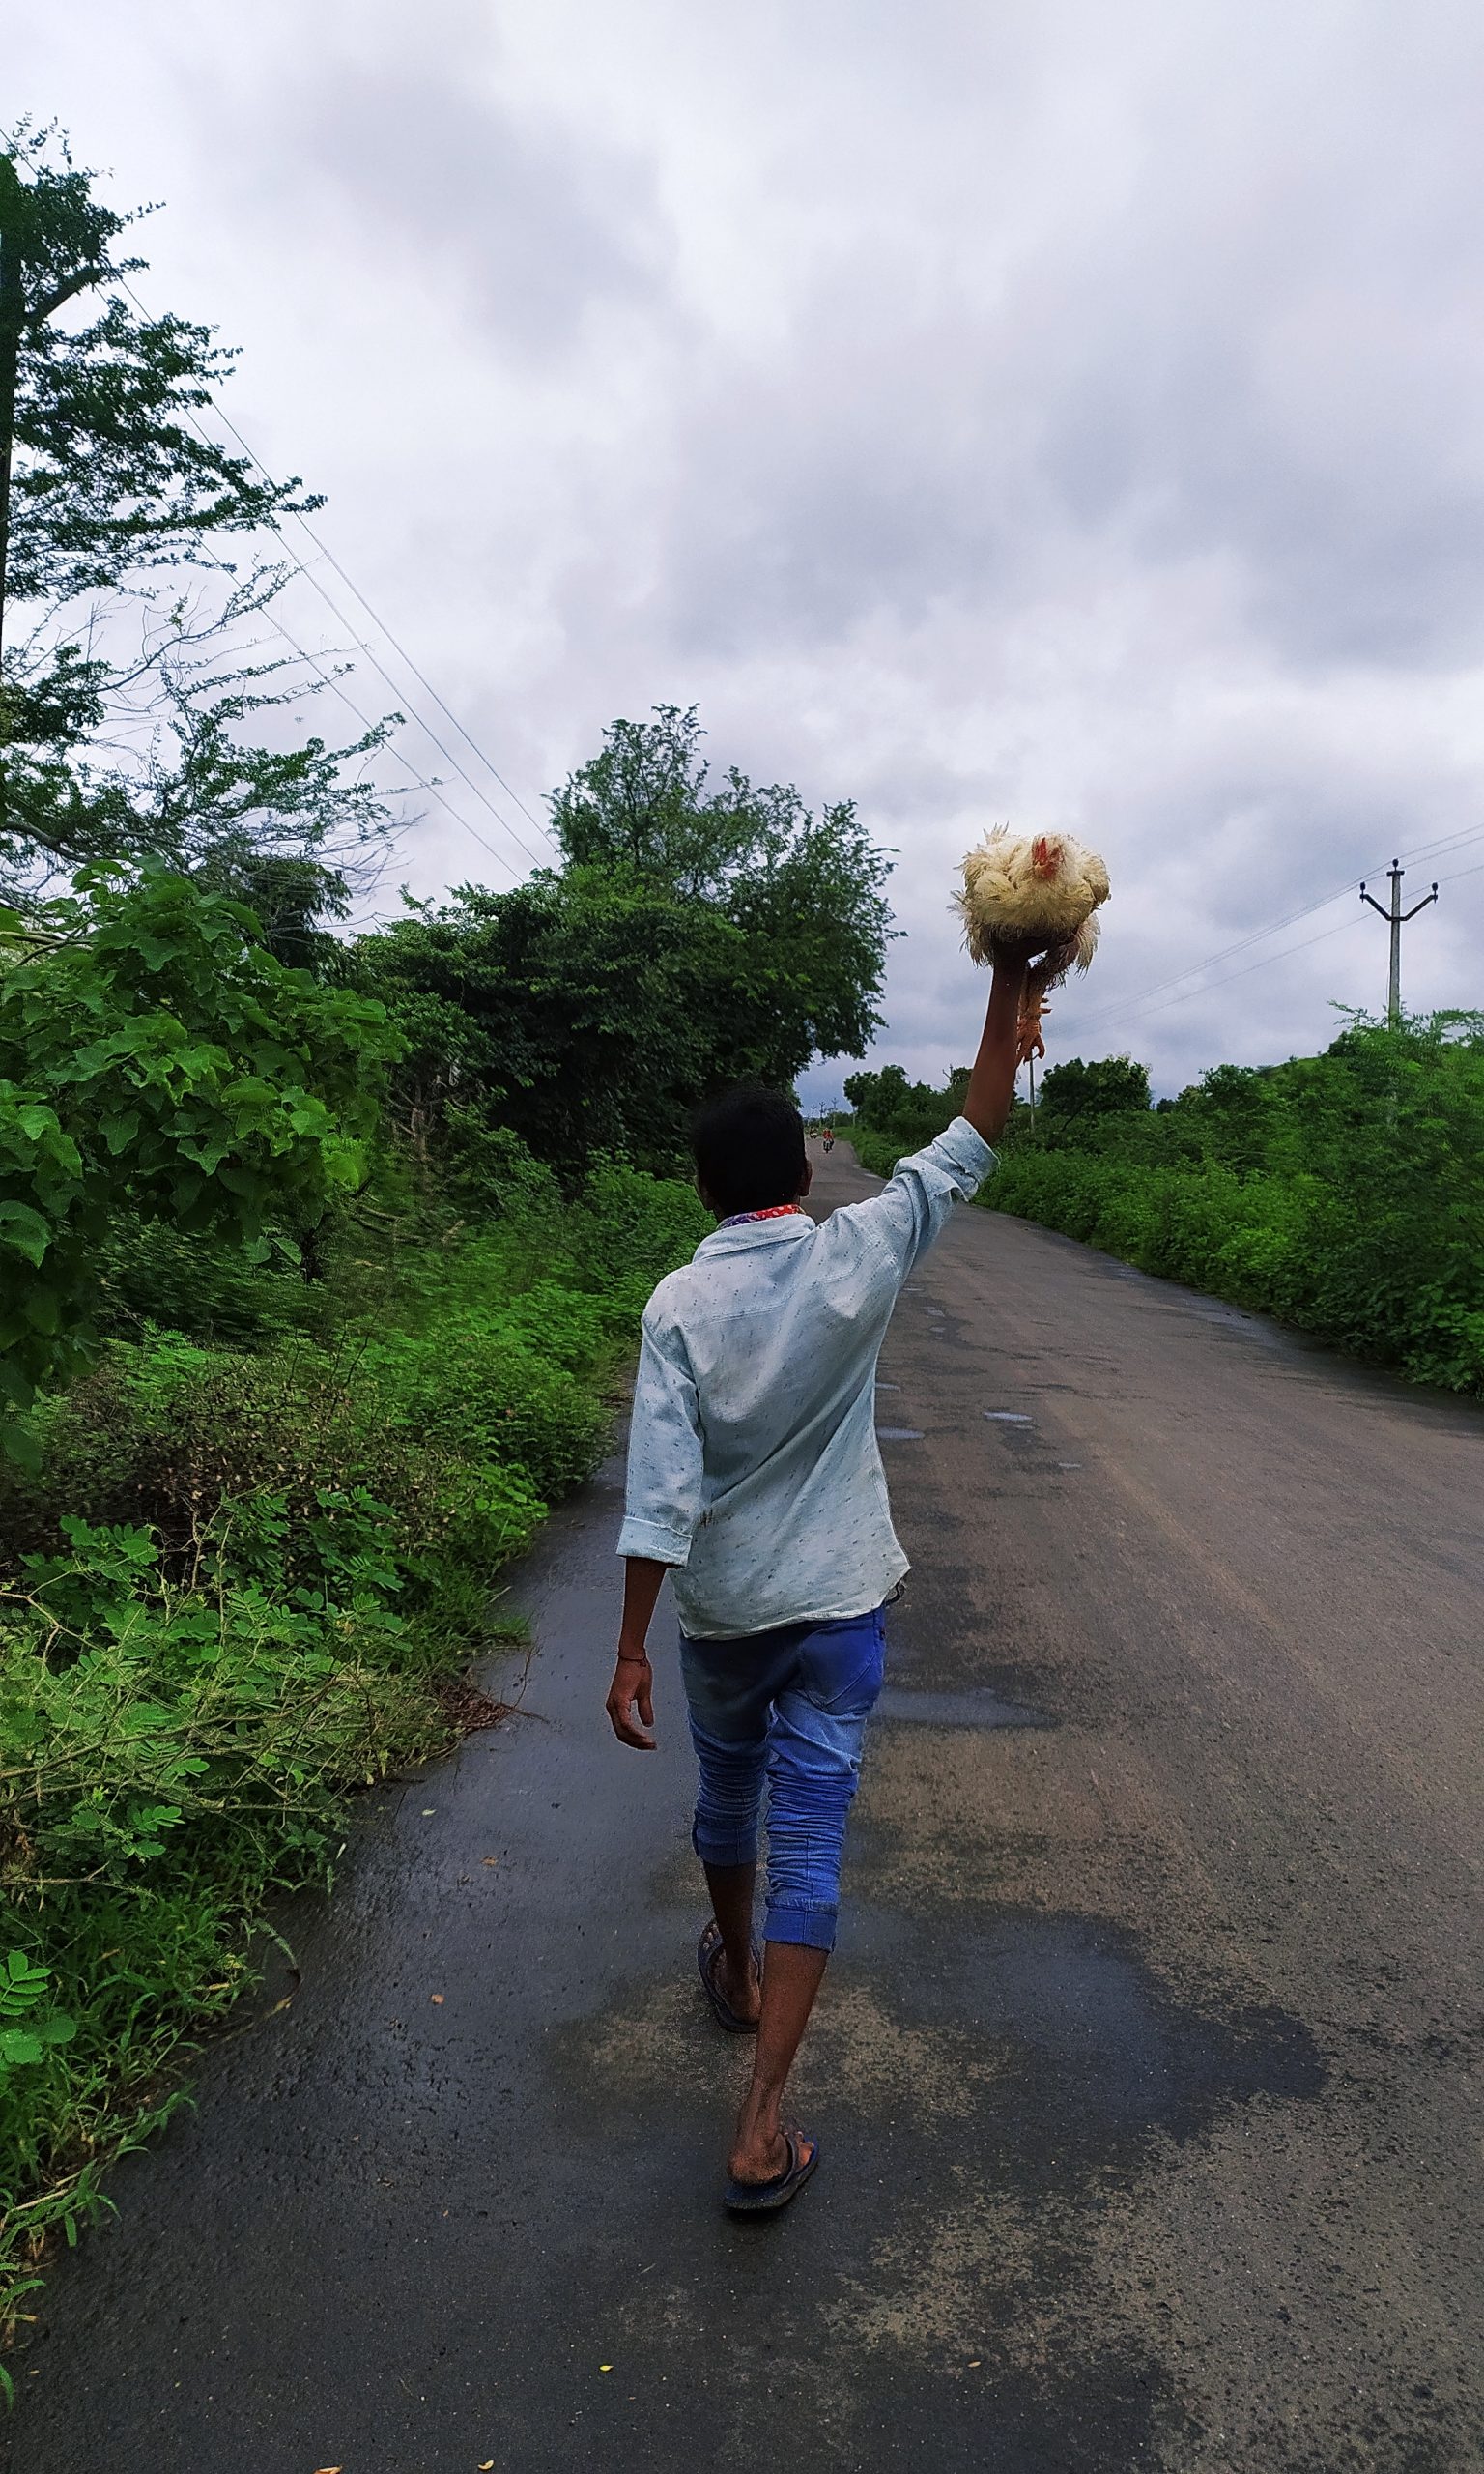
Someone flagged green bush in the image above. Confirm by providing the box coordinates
[849,1017,1484,1397]
[365,1321,608,1502]
[982,1016,1484,1394]
[0,1521,446,2325]
[0,1143,709,2338]
[846,1126,903,1178]
[92,1221,325,1350]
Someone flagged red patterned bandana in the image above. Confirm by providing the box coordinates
[718,1204,806,1228]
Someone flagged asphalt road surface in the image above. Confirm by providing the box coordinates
[12,1141,1484,2472]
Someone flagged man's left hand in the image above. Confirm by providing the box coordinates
[606,1654,657,1750]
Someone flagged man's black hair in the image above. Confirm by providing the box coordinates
[689,1085,807,1218]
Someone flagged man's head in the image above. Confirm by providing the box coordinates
[689,1085,811,1219]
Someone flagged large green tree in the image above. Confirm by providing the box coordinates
[358,868,823,1174]
[1036,1053,1152,1125]
[361,708,896,1173]
[550,705,893,1065]
[0,125,396,910]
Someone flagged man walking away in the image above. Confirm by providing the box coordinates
[606,948,1027,2211]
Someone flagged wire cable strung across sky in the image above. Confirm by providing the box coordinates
[1071,816,1484,1032]
[119,274,558,881]
[1115,910,1364,1025]
[226,577,532,889]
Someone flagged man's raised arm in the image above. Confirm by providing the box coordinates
[960,950,1031,1146]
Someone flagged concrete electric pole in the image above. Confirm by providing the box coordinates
[1359,862,1438,1027]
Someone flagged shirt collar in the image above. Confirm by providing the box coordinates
[693,1215,816,1257]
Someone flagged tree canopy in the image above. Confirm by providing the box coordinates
[361,707,896,1173]
[0,126,396,910]
[550,705,892,1064]
[1036,1053,1151,1122]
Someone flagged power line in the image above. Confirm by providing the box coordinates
[1073,817,1484,1033]
[1073,886,1354,1030]
[223,425,556,846]
[117,273,556,877]
[254,530,556,873]
[141,542,527,888]
[282,565,555,874]
[1078,827,1484,1036]
[247,542,555,874]
[239,591,527,887]
[193,386,560,855]
[1077,849,1481,1044]
[1360,860,1439,1025]
[1387,818,1484,872]
[1126,909,1364,1024]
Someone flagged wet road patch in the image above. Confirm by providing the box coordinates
[875,1684,1052,1730]
[814,1906,1323,2462]
[877,1425,926,1441]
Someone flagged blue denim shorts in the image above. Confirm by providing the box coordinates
[679,1603,887,1951]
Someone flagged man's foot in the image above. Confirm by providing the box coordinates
[728,2120,810,2185]
[698,1920,762,2030]
[724,2125,820,2213]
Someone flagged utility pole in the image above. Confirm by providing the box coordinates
[1359,862,1438,1027]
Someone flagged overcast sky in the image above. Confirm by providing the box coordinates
[13,0,1484,1099]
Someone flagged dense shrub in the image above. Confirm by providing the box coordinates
[0,1521,447,2312]
[365,1323,609,1503]
[93,1222,327,1350]
[0,1141,709,2342]
[845,1016,1484,1396]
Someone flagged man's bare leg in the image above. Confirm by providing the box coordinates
[702,1859,762,2024]
[728,1941,828,2181]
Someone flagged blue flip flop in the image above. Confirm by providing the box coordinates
[725,2127,820,2215]
[698,1920,761,2034]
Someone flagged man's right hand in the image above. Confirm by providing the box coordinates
[962,948,1032,1145]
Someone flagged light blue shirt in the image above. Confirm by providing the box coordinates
[618,1118,997,1638]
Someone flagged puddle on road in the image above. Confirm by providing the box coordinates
[544,1823,1327,2473]
[840,1908,1325,2147]
[820,1905,1327,2455]
[875,1685,1052,1730]
[556,1905,1321,2160]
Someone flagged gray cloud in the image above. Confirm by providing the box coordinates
[298,63,671,357]
[11,0,1484,1105]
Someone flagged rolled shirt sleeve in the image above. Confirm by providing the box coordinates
[847,1115,997,1280]
[617,1306,705,1567]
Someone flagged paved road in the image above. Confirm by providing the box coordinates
[12,1144,1484,2471]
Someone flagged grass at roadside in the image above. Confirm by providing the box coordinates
[0,1144,707,2362]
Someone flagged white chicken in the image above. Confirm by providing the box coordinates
[954,826,1111,1062]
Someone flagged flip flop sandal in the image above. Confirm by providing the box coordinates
[724,2128,820,2216]
[697,1920,761,2034]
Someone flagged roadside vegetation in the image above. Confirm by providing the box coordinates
[0,867,714,2353]
[846,1016,1484,1395]
[0,130,891,2352]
